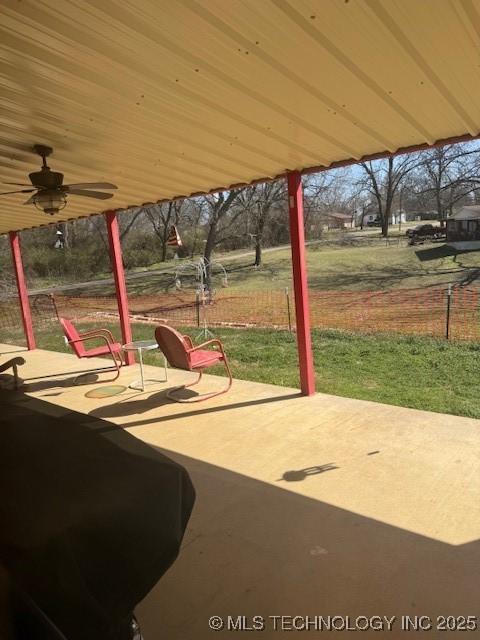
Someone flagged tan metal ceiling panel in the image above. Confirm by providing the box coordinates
[0,0,480,234]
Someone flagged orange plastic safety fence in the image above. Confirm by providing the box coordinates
[1,287,477,342]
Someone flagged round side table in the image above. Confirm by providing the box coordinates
[122,340,168,392]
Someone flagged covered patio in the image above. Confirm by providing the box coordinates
[2,0,480,637]
[3,0,480,395]
[1,342,480,636]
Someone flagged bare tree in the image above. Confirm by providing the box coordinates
[356,198,371,230]
[202,189,245,288]
[145,201,183,261]
[303,168,354,235]
[357,155,420,237]
[238,181,286,266]
[414,143,480,224]
[177,198,204,258]
[88,209,143,272]
[91,208,143,248]
[118,208,143,242]
[90,216,109,253]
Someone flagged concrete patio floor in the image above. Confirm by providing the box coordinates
[1,343,479,638]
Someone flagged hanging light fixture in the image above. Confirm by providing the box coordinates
[33,190,67,215]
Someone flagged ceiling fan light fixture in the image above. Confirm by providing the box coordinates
[1,146,118,211]
[34,190,67,215]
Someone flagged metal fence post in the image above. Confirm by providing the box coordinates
[196,290,200,328]
[445,284,452,340]
[285,287,292,332]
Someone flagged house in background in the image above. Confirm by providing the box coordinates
[355,207,437,227]
[389,209,407,224]
[361,211,380,226]
[412,209,440,221]
[446,206,480,250]
[323,212,354,229]
[354,208,407,227]
[354,205,378,227]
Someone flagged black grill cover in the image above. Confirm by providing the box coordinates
[0,392,195,639]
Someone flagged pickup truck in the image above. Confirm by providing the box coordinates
[406,224,446,244]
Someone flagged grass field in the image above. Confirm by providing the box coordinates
[223,242,480,292]
[9,320,479,419]
[7,229,480,419]
[23,221,433,291]
[46,238,480,299]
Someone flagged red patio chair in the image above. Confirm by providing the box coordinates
[59,317,124,382]
[155,325,232,403]
[0,356,25,390]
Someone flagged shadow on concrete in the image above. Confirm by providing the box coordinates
[136,444,480,639]
[278,464,339,482]
[90,392,301,424]
[2,390,480,639]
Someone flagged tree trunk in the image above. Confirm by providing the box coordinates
[360,206,367,230]
[203,223,216,290]
[160,222,170,262]
[254,204,268,267]
[61,222,69,249]
[435,190,445,227]
[381,217,389,237]
[382,194,393,237]
[161,240,167,262]
[254,237,262,267]
[190,231,198,258]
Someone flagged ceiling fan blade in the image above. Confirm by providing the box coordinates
[0,189,36,196]
[63,182,117,190]
[23,194,37,205]
[67,189,114,200]
[4,182,33,186]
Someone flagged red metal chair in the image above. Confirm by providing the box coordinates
[155,325,232,402]
[59,317,124,382]
[0,356,25,389]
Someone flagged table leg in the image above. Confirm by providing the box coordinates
[139,348,145,392]
[128,348,167,391]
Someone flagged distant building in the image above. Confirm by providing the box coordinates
[324,212,354,229]
[446,206,480,250]
[360,212,379,226]
[355,208,410,227]
[412,210,439,221]
[354,206,378,226]
[389,210,407,224]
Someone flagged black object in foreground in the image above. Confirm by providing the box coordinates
[0,392,195,639]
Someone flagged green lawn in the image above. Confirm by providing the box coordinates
[46,239,480,298]
[222,242,480,292]
[14,320,480,419]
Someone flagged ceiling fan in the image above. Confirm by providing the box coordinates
[0,145,117,215]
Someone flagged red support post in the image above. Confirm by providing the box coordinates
[9,231,36,350]
[105,211,134,365]
[287,171,315,396]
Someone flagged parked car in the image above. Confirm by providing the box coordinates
[406,224,446,244]
[366,218,381,227]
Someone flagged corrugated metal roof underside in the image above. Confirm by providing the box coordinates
[1,0,480,234]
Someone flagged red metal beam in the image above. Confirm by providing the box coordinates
[105,211,134,365]
[14,132,480,235]
[9,231,35,350]
[287,171,315,396]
